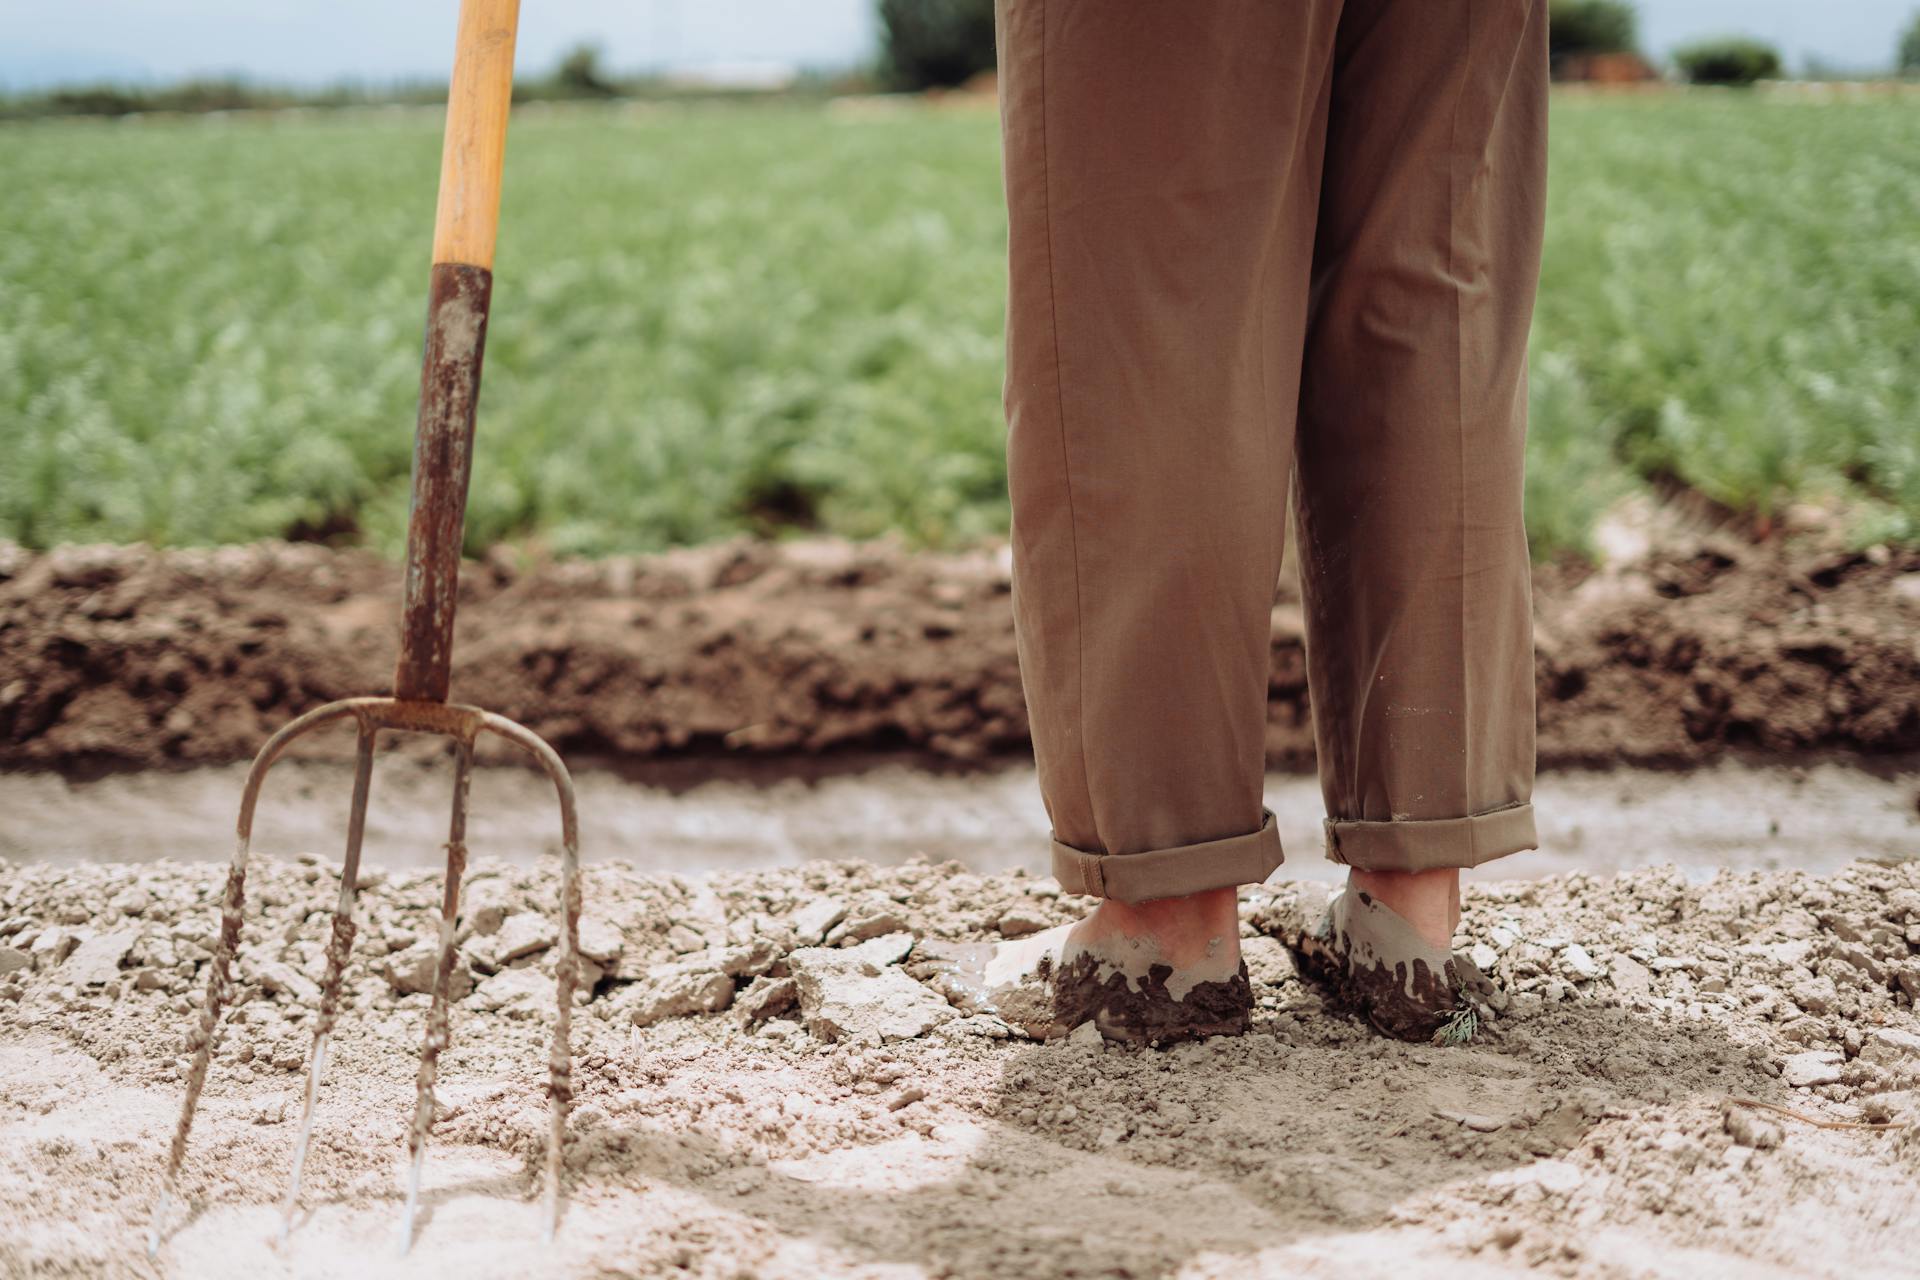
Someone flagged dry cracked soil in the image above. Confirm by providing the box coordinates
[3,852,1919,1279]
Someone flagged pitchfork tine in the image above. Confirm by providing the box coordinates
[398,738,473,1254]
[147,700,365,1257]
[481,713,582,1242]
[277,720,377,1247]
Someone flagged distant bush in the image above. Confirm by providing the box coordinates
[1672,37,1782,86]
[1900,12,1920,75]
[555,44,617,98]
[31,78,285,118]
[878,0,995,91]
[1549,0,1639,63]
[0,77,444,121]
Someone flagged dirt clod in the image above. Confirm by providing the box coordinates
[4,535,1917,772]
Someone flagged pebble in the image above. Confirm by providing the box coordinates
[995,908,1050,938]
[665,924,707,953]
[383,940,476,1000]
[789,934,954,1044]
[1791,975,1840,1016]
[619,968,734,1027]
[457,880,515,937]
[1782,1050,1844,1088]
[1487,1160,1584,1195]
[64,931,134,987]
[1607,954,1654,1001]
[1830,943,1885,983]
[0,948,28,975]
[1859,1028,1920,1068]
[110,888,152,917]
[1241,936,1296,986]
[1723,1106,1782,1149]
[253,960,320,1006]
[468,967,558,1021]
[838,907,911,945]
[736,976,798,1023]
[575,915,625,965]
[1067,1019,1103,1049]
[1558,944,1606,982]
[30,928,75,966]
[792,898,848,944]
[473,913,556,969]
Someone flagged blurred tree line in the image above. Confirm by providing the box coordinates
[870,0,1803,92]
[1551,1,1803,85]
[4,2,1908,118]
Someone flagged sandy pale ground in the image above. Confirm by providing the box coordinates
[4,757,1916,880]
[3,852,1919,1279]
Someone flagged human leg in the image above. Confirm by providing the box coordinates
[1296,0,1550,936]
[1283,0,1549,1035]
[990,0,1341,1035]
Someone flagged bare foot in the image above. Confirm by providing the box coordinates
[921,887,1251,1043]
[1346,867,1459,950]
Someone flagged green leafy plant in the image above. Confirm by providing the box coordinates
[2,95,1915,560]
[1432,1006,1479,1047]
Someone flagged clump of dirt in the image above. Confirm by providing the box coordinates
[2,851,1917,1277]
[1,535,1917,772]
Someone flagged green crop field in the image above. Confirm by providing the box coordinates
[2,92,1915,561]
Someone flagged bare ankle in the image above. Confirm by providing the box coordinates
[1081,887,1240,969]
[1347,868,1459,951]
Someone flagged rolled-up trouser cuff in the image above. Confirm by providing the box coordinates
[1324,802,1537,872]
[1051,810,1285,903]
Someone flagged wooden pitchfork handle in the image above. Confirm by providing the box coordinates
[396,0,520,703]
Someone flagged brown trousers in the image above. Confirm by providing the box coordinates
[996,0,1548,902]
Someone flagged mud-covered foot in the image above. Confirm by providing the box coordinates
[913,891,1252,1046]
[1278,884,1492,1043]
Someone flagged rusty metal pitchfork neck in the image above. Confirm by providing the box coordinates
[395,261,490,704]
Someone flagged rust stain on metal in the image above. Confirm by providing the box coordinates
[409,743,471,1164]
[159,852,245,1192]
[395,262,493,704]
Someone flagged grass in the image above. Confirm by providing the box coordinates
[1534,93,1920,549]
[1,92,1915,560]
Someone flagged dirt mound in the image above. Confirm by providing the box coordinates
[2,536,1917,771]
[3,852,1918,1277]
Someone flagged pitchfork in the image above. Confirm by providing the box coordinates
[146,0,582,1255]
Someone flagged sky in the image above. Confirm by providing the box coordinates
[1,0,1914,90]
